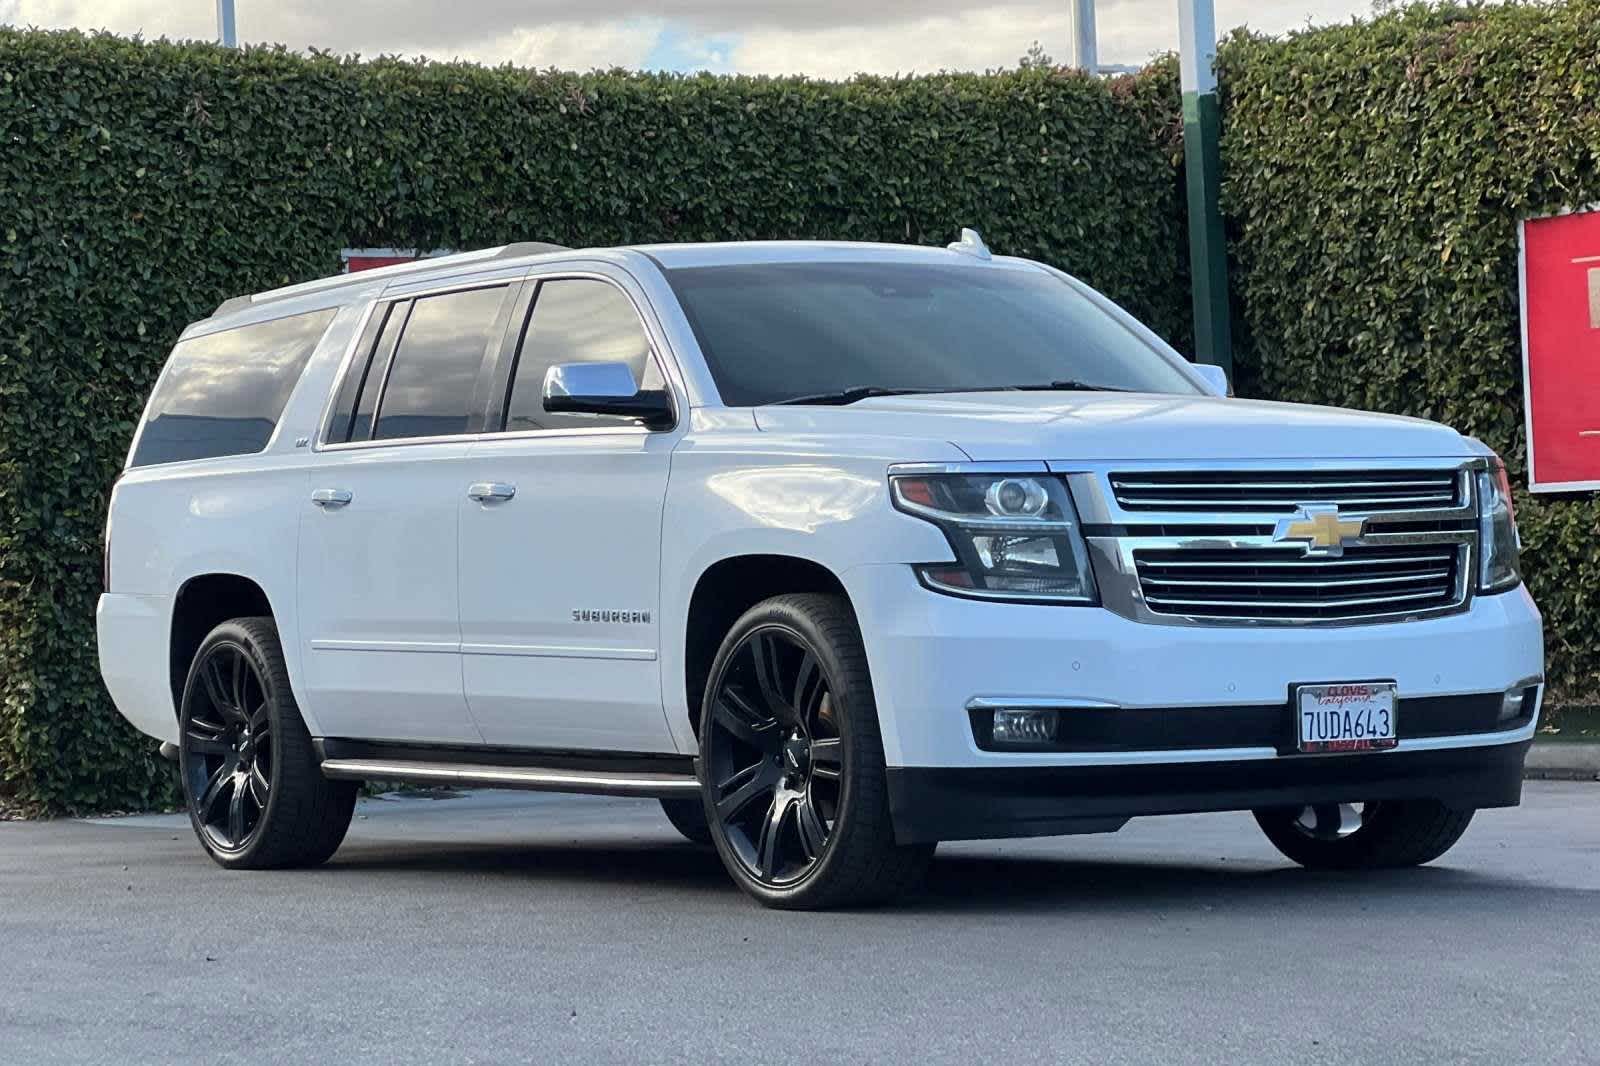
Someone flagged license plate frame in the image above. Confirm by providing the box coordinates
[1294,681,1399,753]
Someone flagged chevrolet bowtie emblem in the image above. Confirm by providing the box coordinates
[1273,504,1365,557]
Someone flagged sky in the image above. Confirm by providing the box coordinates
[0,1,1383,77]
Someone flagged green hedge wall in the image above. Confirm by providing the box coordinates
[6,3,1597,814]
[0,30,1187,812]
[1219,0,1600,702]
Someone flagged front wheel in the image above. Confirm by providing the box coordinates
[1253,799,1475,870]
[697,593,933,909]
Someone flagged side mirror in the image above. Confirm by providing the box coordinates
[1193,363,1230,398]
[542,361,674,429]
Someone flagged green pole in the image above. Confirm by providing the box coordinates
[1179,0,1232,375]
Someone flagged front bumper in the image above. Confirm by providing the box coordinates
[887,741,1530,843]
[839,564,1543,841]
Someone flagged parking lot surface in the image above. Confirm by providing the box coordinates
[3,782,1595,1065]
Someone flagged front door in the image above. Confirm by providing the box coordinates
[458,273,680,752]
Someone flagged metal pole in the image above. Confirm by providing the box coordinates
[1179,0,1232,374]
[217,0,237,47]
[1068,0,1098,73]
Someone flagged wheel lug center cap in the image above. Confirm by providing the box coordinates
[782,736,810,774]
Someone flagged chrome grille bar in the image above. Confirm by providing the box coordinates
[1143,570,1451,590]
[1130,544,1462,620]
[1109,469,1464,513]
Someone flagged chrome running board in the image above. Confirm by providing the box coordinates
[319,758,700,798]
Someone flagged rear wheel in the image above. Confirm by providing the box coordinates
[698,593,933,909]
[1253,799,1475,870]
[178,617,357,869]
[659,797,712,844]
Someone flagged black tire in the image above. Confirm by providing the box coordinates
[697,593,933,909]
[1253,799,1475,870]
[659,797,713,844]
[177,617,357,869]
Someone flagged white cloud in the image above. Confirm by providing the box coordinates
[430,20,665,69]
[4,0,1383,73]
[728,2,1387,78]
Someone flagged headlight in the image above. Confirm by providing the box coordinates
[1476,459,1521,593]
[890,472,1098,604]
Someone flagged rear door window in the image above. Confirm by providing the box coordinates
[370,286,509,442]
[131,307,338,467]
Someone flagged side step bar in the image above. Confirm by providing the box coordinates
[319,758,700,799]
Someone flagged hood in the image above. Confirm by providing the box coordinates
[752,391,1480,463]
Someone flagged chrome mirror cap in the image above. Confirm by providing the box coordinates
[541,361,675,429]
[543,361,640,403]
[1193,363,1229,397]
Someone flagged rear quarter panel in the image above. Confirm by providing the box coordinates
[100,300,370,740]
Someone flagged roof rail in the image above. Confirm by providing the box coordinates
[211,241,571,318]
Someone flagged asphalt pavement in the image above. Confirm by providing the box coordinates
[3,782,1596,1065]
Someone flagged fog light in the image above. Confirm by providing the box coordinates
[1498,686,1533,723]
[992,708,1059,746]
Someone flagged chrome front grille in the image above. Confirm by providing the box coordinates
[1071,459,1484,628]
[1133,544,1463,621]
[1108,469,1463,513]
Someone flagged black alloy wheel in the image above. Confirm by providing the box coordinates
[1253,797,1475,870]
[1285,802,1375,842]
[178,617,357,869]
[698,594,934,909]
[182,640,273,854]
[705,625,844,885]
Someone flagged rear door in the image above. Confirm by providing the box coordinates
[457,268,682,752]
[296,279,518,744]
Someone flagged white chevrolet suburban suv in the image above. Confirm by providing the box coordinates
[97,233,1544,909]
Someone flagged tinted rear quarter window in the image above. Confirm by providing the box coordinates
[131,308,337,467]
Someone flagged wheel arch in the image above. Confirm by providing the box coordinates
[681,554,861,738]
[168,572,277,719]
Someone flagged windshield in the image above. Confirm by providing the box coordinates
[662,261,1200,406]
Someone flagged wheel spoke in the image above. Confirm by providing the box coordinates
[755,792,794,878]
[809,737,842,780]
[184,732,229,756]
[248,764,269,807]
[248,701,270,734]
[1299,802,1362,841]
[792,651,824,719]
[714,692,777,749]
[200,657,232,718]
[716,762,773,822]
[196,754,237,820]
[748,632,793,722]
[796,793,828,861]
[227,775,246,841]
[189,714,228,738]
[229,650,251,722]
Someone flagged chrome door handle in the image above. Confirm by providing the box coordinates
[467,482,516,502]
[311,488,353,508]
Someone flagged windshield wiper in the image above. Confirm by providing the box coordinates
[773,386,931,406]
[1014,379,1137,393]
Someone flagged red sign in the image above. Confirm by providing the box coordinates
[340,247,453,274]
[1520,209,1600,492]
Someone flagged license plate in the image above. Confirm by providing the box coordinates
[1295,682,1398,753]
